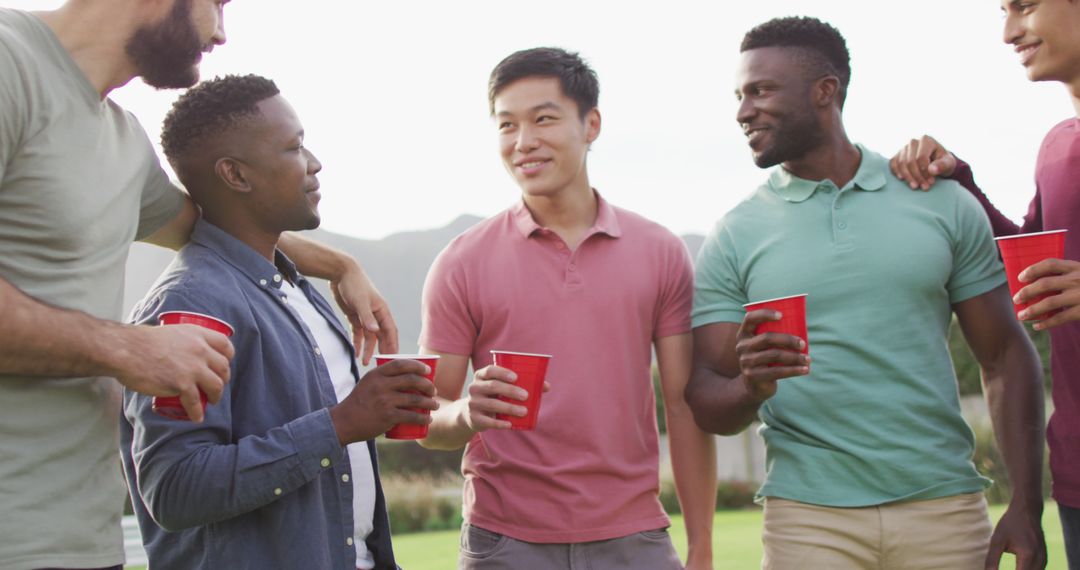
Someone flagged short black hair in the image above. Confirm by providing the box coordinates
[161,74,280,163]
[741,16,851,108]
[488,47,599,119]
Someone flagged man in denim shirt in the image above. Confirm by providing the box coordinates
[120,75,437,570]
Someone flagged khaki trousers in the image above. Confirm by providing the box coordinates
[762,492,992,570]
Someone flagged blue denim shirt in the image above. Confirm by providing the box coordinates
[119,219,398,569]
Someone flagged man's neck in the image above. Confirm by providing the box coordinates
[782,132,861,189]
[37,3,139,98]
[202,211,280,263]
[522,182,597,250]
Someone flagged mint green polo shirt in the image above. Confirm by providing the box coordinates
[692,145,1006,507]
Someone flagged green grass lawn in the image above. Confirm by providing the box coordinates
[123,501,1068,569]
[389,502,1067,570]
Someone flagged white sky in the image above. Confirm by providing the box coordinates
[14,0,1076,240]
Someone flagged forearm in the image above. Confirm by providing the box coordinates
[982,334,1045,512]
[137,408,341,531]
[686,367,762,435]
[0,276,136,378]
[418,396,476,450]
[278,231,354,281]
[666,410,716,564]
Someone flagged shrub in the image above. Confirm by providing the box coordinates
[376,439,463,476]
[659,478,758,515]
[381,473,463,534]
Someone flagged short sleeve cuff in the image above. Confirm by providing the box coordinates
[948,273,1007,304]
[691,308,746,329]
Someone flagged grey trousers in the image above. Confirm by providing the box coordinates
[458,523,684,570]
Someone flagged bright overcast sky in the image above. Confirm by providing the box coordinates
[12,0,1076,240]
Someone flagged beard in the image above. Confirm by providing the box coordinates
[751,106,824,169]
[124,0,204,89]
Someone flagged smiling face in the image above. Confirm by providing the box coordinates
[735,47,825,169]
[126,0,228,89]
[236,95,324,234]
[1001,0,1080,85]
[493,76,600,199]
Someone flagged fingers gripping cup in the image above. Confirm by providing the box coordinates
[742,294,809,364]
[491,351,551,431]
[153,311,234,421]
[995,230,1068,318]
[375,354,440,440]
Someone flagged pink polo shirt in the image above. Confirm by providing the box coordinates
[420,192,693,543]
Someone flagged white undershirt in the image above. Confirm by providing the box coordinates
[282,280,376,569]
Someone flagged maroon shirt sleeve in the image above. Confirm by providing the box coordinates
[949,157,1042,237]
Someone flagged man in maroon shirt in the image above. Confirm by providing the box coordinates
[889,1,1080,566]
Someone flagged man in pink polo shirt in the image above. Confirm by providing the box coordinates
[417,47,718,569]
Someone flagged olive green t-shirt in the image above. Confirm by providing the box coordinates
[692,146,1006,507]
[0,9,183,569]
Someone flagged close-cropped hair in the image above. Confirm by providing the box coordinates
[488,47,599,119]
[161,74,281,164]
[741,16,851,108]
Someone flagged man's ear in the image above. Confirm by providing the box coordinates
[585,107,601,145]
[813,75,841,109]
[215,157,252,193]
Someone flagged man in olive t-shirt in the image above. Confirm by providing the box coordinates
[0,3,398,569]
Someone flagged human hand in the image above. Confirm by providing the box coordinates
[463,365,551,432]
[735,309,810,402]
[329,358,438,444]
[115,324,234,423]
[1015,258,1080,330]
[983,504,1046,570]
[889,134,958,191]
[330,260,399,366]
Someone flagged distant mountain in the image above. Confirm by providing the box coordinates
[123,215,705,353]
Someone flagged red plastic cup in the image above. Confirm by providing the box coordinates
[491,351,552,431]
[995,230,1068,319]
[153,311,235,421]
[743,294,809,364]
[375,354,440,440]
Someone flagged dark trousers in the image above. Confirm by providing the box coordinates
[1062,503,1080,570]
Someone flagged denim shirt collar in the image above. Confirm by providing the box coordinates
[189,217,303,291]
[767,143,887,203]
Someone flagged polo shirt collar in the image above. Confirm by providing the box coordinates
[189,217,301,290]
[768,143,887,203]
[511,190,623,239]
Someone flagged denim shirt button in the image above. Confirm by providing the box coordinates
[273,488,282,496]
[320,458,331,468]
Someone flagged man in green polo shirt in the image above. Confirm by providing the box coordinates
[686,16,1048,569]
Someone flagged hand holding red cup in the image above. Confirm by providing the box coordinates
[995,230,1068,320]
[153,311,234,421]
[491,351,552,431]
[375,354,440,440]
[737,294,811,402]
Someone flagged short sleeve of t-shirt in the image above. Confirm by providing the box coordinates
[0,35,25,182]
[654,236,694,339]
[691,222,748,328]
[133,123,184,241]
[945,182,1007,303]
[419,241,478,355]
